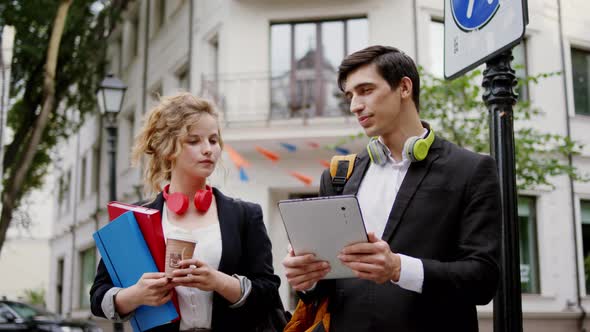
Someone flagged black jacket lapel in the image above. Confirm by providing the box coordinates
[143,192,165,211]
[381,137,442,243]
[212,187,233,273]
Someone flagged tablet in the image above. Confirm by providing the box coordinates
[278,195,368,279]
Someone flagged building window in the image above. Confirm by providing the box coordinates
[58,176,64,206]
[56,258,64,314]
[59,170,71,213]
[428,19,444,77]
[513,40,529,102]
[65,170,71,212]
[128,112,136,151]
[580,200,590,292]
[153,0,166,34]
[79,155,86,202]
[150,83,163,102]
[207,36,220,103]
[518,196,540,293]
[79,248,96,309]
[132,15,140,58]
[177,67,189,91]
[91,145,100,194]
[120,112,136,169]
[270,18,368,119]
[117,36,123,75]
[572,48,590,115]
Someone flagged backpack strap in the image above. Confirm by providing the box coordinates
[329,154,357,195]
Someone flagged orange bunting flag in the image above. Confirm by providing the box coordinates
[319,160,331,168]
[307,141,320,149]
[255,146,281,162]
[224,144,250,168]
[289,171,313,186]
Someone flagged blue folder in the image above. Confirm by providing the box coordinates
[93,211,178,332]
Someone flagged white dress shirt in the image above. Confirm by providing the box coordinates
[356,134,426,293]
[162,204,222,330]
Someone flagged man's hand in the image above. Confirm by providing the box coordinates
[282,245,331,291]
[338,232,401,284]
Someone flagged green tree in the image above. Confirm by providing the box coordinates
[22,288,46,307]
[0,0,129,254]
[420,68,586,190]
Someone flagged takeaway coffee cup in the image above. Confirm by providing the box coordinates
[165,233,197,278]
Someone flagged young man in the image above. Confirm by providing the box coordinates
[282,45,501,331]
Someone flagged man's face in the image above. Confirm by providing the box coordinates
[343,64,402,137]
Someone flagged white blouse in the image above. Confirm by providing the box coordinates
[162,202,222,330]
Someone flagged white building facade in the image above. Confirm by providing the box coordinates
[48,1,590,331]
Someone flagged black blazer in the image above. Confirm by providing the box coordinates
[306,136,501,332]
[90,188,282,332]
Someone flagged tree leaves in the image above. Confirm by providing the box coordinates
[1,0,127,204]
[420,68,587,190]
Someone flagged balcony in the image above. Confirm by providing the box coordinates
[200,71,353,129]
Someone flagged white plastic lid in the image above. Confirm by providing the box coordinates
[167,232,197,244]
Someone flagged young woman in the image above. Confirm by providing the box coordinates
[90,93,282,331]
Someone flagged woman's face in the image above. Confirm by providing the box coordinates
[173,113,222,180]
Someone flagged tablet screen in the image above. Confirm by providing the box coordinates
[278,195,368,279]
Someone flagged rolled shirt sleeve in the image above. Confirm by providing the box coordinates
[228,274,253,308]
[100,287,134,322]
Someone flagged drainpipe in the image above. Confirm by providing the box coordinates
[188,0,194,92]
[92,115,102,321]
[94,114,103,233]
[68,120,81,317]
[412,0,419,62]
[0,28,5,189]
[557,0,586,330]
[141,0,151,114]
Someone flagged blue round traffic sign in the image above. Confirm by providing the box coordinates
[451,0,500,31]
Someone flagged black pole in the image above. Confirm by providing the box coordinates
[105,118,122,332]
[106,123,117,203]
[482,50,523,332]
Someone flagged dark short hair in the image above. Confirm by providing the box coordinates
[337,45,420,110]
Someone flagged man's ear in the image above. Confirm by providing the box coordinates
[399,77,413,100]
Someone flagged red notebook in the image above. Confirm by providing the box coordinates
[107,202,181,320]
[107,202,166,272]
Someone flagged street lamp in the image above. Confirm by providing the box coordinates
[97,73,127,203]
[97,73,126,332]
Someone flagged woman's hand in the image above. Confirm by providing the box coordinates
[115,272,174,315]
[170,259,223,292]
[171,259,242,303]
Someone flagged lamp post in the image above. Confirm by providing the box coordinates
[97,74,127,205]
[97,73,127,332]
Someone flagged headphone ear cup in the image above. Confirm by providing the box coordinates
[367,138,388,165]
[412,139,429,161]
[167,192,189,215]
[194,187,213,213]
[404,136,420,162]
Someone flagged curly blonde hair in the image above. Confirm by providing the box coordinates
[132,93,223,194]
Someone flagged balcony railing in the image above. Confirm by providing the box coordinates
[199,71,352,127]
